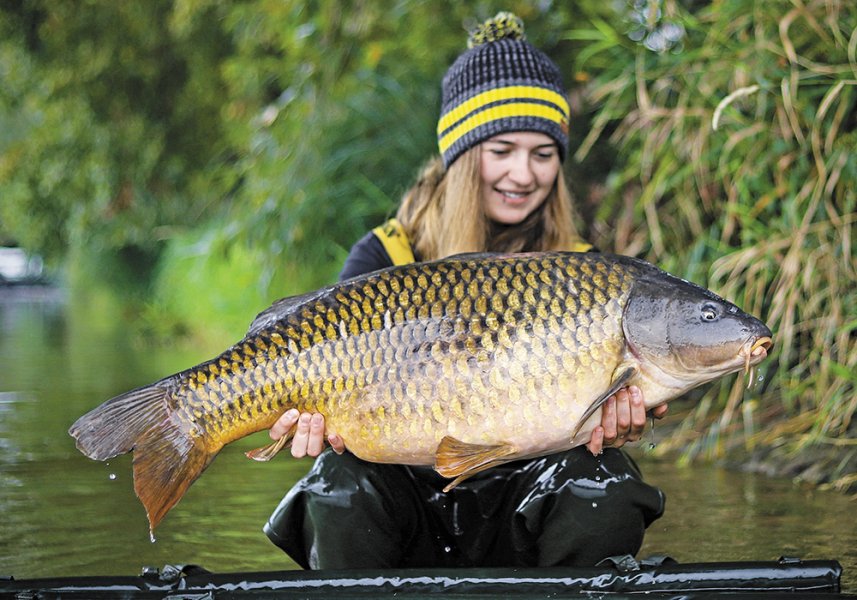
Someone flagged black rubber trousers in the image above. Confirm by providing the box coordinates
[264,447,665,569]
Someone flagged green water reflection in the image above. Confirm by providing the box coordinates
[1,288,854,591]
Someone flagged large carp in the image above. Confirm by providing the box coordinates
[70,252,772,532]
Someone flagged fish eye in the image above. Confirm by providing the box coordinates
[701,303,720,321]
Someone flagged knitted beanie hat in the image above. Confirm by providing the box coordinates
[437,12,570,168]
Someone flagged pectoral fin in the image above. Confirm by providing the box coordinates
[571,364,640,440]
[246,431,293,462]
[434,436,518,492]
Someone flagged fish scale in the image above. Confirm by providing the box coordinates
[69,251,773,532]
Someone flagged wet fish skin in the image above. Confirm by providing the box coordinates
[69,251,772,532]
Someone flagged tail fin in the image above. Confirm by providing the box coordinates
[69,384,216,533]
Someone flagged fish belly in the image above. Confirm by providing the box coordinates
[318,328,623,465]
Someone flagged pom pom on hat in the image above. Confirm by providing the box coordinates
[437,12,570,168]
[467,11,525,47]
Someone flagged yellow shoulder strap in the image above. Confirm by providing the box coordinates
[373,219,590,265]
[372,218,416,266]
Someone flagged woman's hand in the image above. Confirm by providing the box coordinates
[586,386,668,455]
[270,409,346,458]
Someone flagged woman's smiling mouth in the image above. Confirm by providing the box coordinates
[497,189,532,201]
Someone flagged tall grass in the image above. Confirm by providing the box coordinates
[571,0,856,483]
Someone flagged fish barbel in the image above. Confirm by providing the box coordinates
[69,252,773,532]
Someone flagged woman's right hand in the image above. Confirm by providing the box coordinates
[586,386,667,455]
[271,409,346,458]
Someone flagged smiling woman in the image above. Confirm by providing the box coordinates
[479,132,561,225]
[260,11,671,571]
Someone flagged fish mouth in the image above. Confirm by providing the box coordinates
[741,336,773,385]
[743,336,773,369]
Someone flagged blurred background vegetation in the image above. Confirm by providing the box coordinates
[0,0,854,486]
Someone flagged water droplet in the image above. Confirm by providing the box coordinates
[591,502,598,508]
[648,414,657,450]
[595,475,601,482]
[108,473,116,480]
[745,367,767,392]
[444,546,452,553]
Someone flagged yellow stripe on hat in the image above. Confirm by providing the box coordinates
[438,102,568,155]
[437,85,569,135]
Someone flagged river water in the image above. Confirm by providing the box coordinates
[1,287,855,591]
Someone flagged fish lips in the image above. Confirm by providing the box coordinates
[741,334,774,373]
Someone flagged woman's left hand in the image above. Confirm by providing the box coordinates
[586,386,668,455]
[270,409,346,459]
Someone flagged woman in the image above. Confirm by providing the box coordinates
[264,12,666,569]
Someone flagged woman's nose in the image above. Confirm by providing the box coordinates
[507,155,535,186]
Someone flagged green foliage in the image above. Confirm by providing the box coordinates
[146,226,285,345]
[0,1,235,265]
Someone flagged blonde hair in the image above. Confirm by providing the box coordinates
[396,146,584,261]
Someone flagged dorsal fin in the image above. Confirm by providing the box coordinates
[246,289,329,337]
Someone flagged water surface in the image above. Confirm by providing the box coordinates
[1,288,854,591]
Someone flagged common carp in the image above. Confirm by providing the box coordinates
[69,252,772,532]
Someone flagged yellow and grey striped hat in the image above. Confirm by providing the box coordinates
[437,12,570,168]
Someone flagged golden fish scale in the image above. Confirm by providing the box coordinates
[175,253,636,462]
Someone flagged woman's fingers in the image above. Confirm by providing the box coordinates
[290,413,313,458]
[626,386,646,441]
[587,425,605,455]
[270,408,299,440]
[305,413,326,457]
[600,396,618,443]
[271,410,342,458]
[290,413,328,458]
[616,388,634,439]
[328,433,346,455]
[598,386,648,450]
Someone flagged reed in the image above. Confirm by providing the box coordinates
[571,0,856,476]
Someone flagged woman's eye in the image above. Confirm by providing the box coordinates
[532,147,557,160]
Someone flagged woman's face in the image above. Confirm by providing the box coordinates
[479,131,560,225]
